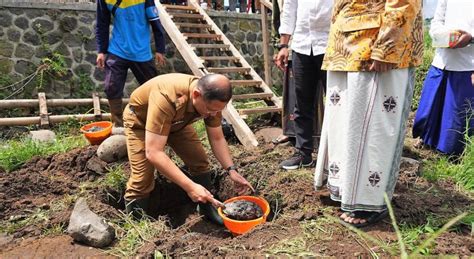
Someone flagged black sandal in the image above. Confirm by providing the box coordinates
[344,210,388,228]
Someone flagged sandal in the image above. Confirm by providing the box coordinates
[272,134,290,144]
[343,210,388,228]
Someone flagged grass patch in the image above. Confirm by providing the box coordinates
[101,164,128,193]
[265,236,316,257]
[0,134,87,172]
[422,137,474,191]
[108,214,168,257]
[0,208,50,235]
[412,26,435,111]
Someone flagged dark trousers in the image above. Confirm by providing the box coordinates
[292,51,326,156]
[104,53,158,99]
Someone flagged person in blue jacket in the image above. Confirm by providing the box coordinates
[96,0,167,127]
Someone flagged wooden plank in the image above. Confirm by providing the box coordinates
[190,44,230,49]
[232,92,274,100]
[170,13,203,19]
[260,0,272,10]
[156,2,206,76]
[230,80,262,86]
[162,4,198,11]
[92,92,101,118]
[238,106,281,115]
[261,5,272,87]
[183,33,220,39]
[198,56,239,61]
[38,92,49,128]
[222,104,258,148]
[175,22,212,29]
[195,3,282,108]
[207,67,250,73]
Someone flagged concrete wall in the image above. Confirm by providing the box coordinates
[0,1,281,100]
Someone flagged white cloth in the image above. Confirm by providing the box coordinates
[430,0,474,71]
[278,0,332,56]
[314,69,415,212]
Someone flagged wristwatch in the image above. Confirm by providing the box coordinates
[277,43,289,51]
[225,165,238,173]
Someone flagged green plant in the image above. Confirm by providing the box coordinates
[107,213,168,257]
[101,165,128,193]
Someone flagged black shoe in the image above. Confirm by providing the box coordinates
[279,151,314,170]
[197,202,224,225]
[125,197,150,220]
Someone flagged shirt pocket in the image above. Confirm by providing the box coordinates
[341,13,381,32]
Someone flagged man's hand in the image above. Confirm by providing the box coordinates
[155,53,166,67]
[369,60,395,72]
[229,170,255,195]
[186,183,225,208]
[451,30,472,49]
[96,53,106,70]
[274,48,290,71]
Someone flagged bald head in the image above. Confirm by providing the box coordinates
[197,74,232,102]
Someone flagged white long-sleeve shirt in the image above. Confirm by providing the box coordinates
[278,0,332,56]
[430,0,474,71]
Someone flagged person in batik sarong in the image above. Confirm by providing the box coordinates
[413,0,474,156]
[314,0,423,227]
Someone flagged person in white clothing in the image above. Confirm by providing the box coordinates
[413,0,474,155]
[274,0,332,170]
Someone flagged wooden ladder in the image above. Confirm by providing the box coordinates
[157,1,281,148]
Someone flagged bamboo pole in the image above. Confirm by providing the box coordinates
[260,3,271,87]
[0,114,112,126]
[0,98,129,109]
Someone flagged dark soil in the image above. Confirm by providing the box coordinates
[0,137,473,257]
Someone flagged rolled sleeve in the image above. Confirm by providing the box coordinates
[278,0,298,35]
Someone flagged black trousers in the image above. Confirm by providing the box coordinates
[292,51,326,156]
[104,53,158,99]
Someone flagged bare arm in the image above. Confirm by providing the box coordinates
[206,126,255,194]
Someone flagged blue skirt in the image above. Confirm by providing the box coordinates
[413,66,474,155]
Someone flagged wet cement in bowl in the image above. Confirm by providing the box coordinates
[85,126,105,132]
[223,200,263,220]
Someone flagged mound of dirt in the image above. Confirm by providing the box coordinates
[0,138,472,257]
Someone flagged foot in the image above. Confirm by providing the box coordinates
[272,134,290,144]
[340,210,388,228]
[279,150,314,170]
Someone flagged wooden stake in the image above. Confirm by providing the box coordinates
[38,92,49,128]
[92,92,101,119]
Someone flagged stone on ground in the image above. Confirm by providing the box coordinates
[255,127,283,143]
[28,130,56,142]
[400,156,421,176]
[67,198,115,248]
[85,156,108,175]
[97,135,127,163]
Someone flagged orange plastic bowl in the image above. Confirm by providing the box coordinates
[80,121,113,145]
[218,196,270,236]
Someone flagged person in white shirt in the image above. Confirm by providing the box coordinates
[274,0,332,170]
[413,0,474,155]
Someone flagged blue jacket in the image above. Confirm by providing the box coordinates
[96,0,166,62]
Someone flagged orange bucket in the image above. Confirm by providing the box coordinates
[80,121,113,145]
[218,196,270,236]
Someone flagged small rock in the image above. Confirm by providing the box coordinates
[85,156,108,175]
[67,198,115,248]
[400,157,421,175]
[111,127,125,135]
[292,211,305,221]
[255,127,283,143]
[29,130,56,142]
[97,135,127,163]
